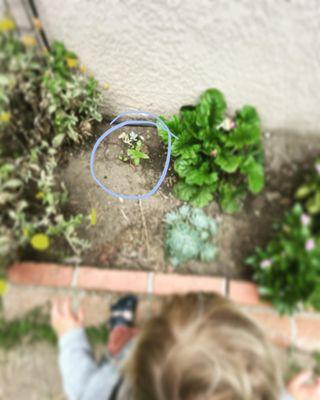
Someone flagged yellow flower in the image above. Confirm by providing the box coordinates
[0,279,7,296]
[90,208,97,226]
[102,82,110,90]
[66,58,78,68]
[21,35,37,47]
[35,191,44,199]
[33,18,42,30]
[30,233,50,251]
[80,64,87,73]
[0,112,11,123]
[22,228,29,238]
[0,18,15,32]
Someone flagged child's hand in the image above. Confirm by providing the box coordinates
[51,297,84,337]
[287,371,320,399]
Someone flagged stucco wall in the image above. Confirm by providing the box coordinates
[13,1,320,132]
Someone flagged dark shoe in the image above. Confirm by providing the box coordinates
[108,295,138,329]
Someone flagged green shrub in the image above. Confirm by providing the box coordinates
[158,89,264,211]
[0,19,103,271]
[164,205,218,267]
[247,160,320,314]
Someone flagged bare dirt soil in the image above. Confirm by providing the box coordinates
[52,123,320,279]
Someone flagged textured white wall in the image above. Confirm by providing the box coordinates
[34,1,320,132]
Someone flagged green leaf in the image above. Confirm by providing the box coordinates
[215,153,242,173]
[185,170,218,186]
[241,157,264,193]
[219,182,244,213]
[52,134,65,148]
[157,115,181,145]
[173,182,198,202]
[90,208,97,226]
[306,192,320,214]
[174,143,201,160]
[180,105,196,130]
[295,183,316,199]
[190,186,214,207]
[127,149,149,166]
[236,105,260,125]
[3,179,22,189]
[225,106,261,149]
[196,88,226,128]
[174,158,194,178]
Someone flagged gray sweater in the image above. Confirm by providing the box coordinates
[59,328,293,400]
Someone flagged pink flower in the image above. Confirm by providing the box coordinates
[260,259,272,269]
[315,163,320,175]
[305,238,315,251]
[301,213,311,226]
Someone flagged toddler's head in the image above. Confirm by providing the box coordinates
[125,293,283,400]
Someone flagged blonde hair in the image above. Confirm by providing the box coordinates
[124,293,283,400]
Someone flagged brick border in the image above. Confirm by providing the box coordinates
[6,262,320,350]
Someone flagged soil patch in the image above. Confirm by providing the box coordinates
[49,124,320,278]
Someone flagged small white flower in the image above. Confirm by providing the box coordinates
[305,238,315,251]
[315,163,320,175]
[218,117,235,131]
[129,131,138,141]
[300,213,311,226]
[260,259,272,269]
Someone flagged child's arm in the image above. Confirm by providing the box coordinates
[51,298,120,400]
[58,326,100,400]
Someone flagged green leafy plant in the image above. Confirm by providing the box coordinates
[119,131,149,166]
[247,203,320,314]
[158,89,264,210]
[127,140,149,166]
[164,205,218,267]
[247,158,320,314]
[0,18,103,271]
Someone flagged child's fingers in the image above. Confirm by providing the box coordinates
[51,298,60,317]
[289,370,313,390]
[62,297,72,317]
[77,305,85,325]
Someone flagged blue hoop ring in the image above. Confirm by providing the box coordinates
[90,110,177,200]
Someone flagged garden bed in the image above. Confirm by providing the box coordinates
[28,123,320,279]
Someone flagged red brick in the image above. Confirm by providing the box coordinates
[228,280,261,306]
[77,267,148,293]
[245,308,292,344]
[153,273,226,295]
[7,262,73,287]
[295,315,320,350]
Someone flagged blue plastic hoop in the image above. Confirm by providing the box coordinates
[90,110,177,200]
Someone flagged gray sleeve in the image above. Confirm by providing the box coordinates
[58,328,120,400]
[59,328,99,400]
[280,391,293,400]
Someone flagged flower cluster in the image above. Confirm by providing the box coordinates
[247,159,320,314]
